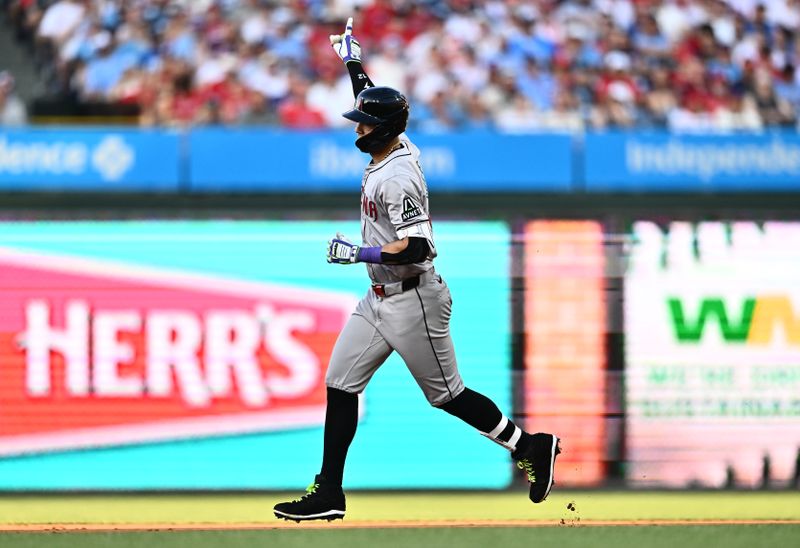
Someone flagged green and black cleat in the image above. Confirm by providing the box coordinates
[513,433,561,503]
[273,475,346,522]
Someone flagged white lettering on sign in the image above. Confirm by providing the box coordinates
[25,300,90,396]
[258,305,319,398]
[310,140,456,179]
[94,310,143,397]
[0,137,87,175]
[205,310,267,406]
[21,301,321,408]
[626,139,800,181]
[146,311,209,407]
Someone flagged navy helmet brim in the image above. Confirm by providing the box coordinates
[342,108,383,125]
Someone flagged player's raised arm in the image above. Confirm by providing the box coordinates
[330,17,375,99]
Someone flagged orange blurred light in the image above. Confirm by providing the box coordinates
[524,220,606,486]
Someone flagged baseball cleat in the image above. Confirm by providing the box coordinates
[513,433,561,503]
[273,474,346,522]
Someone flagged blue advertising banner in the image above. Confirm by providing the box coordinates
[584,132,800,191]
[0,129,181,191]
[188,129,573,191]
[0,220,511,490]
[6,128,800,193]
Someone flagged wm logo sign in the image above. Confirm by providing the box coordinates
[668,296,800,344]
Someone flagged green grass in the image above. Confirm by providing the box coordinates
[2,526,800,548]
[2,492,799,547]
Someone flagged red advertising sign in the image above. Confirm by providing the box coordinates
[0,247,355,456]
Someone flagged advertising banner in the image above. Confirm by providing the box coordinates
[625,221,800,487]
[0,129,181,191]
[584,132,800,191]
[188,129,573,192]
[523,221,607,486]
[0,221,510,490]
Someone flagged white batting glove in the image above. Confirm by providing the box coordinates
[327,232,359,264]
[329,17,362,64]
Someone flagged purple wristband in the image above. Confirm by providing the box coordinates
[356,246,382,264]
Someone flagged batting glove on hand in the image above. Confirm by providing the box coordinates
[327,232,360,264]
[329,17,362,64]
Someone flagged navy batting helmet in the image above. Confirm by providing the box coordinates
[342,86,409,154]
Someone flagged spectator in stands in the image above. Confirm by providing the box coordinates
[592,51,642,127]
[716,90,763,130]
[306,66,353,128]
[669,91,719,132]
[277,76,326,129]
[631,13,672,62]
[494,90,543,133]
[163,7,198,63]
[366,37,409,91]
[516,57,556,111]
[774,64,800,115]
[413,88,467,133]
[461,93,494,130]
[36,0,85,48]
[0,71,27,126]
[77,31,136,100]
[752,67,796,126]
[643,65,678,127]
[1,0,797,131]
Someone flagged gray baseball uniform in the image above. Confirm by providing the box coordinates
[325,135,465,406]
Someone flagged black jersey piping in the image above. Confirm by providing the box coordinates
[396,218,430,231]
[414,287,453,400]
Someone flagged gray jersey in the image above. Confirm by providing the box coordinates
[360,135,436,284]
[327,138,463,407]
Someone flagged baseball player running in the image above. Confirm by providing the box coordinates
[273,18,560,522]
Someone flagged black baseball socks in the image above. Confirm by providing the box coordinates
[439,387,530,453]
[319,387,359,486]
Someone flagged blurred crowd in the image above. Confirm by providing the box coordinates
[3,0,799,131]
[0,70,27,125]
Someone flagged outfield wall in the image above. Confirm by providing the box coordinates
[1,218,798,491]
[1,127,799,491]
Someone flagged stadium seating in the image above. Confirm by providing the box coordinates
[2,0,798,130]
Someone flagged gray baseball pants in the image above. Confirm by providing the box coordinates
[325,269,465,406]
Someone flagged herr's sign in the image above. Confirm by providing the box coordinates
[0,247,355,456]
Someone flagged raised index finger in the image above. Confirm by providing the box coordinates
[344,17,353,36]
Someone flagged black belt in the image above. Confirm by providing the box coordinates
[371,274,421,298]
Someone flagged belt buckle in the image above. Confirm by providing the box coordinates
[372,284,386,297]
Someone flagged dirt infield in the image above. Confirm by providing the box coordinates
[3,519,800,532]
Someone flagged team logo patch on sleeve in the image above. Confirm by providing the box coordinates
[401,196,423,222]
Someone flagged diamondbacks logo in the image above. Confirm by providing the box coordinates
[401,196,422,222]
[0,247,357,457]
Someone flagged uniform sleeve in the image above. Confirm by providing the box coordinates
[346,61,375,99]
[380,176,429,234]
[380,176,436,253]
